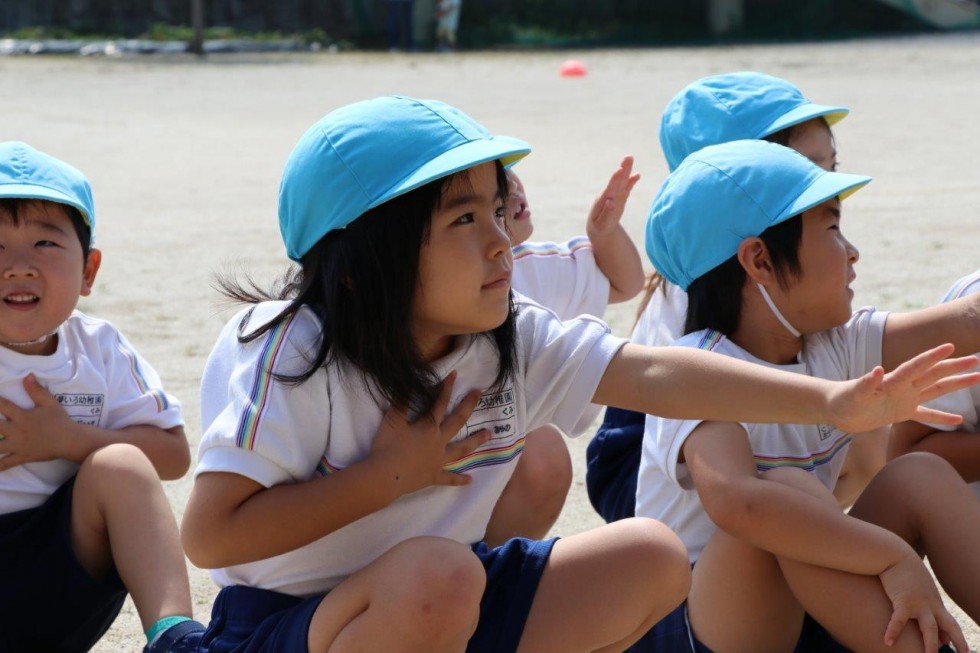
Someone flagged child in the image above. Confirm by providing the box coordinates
[180,96,976,653]
[633,139,980,652]
[0,142,205,652]
[587,71,886,523]
[890,269,980,497]
[486,157,644,545]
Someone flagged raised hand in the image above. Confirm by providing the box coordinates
[586,155,641,240]
[369,371,490,496]
[827,344,979,434]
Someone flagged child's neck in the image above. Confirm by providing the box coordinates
[730,311,803,366]
[1,332,58,356]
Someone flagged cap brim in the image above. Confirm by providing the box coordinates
[778,170,871,222]
[0,182,93,226]
[368,135,531,210]
[763,103,849,137]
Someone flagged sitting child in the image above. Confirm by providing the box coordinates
[178,97,967,652]
[486,157,644,545]
[890,269,980,497]
[633,139,980,652]
[0,142,205,652]
[587,71,887,524]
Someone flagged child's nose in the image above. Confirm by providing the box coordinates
[846,238,860,263]
[2,254,38,278]
[487,218,510,258]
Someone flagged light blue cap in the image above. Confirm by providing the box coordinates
[646,139,871,291]
[659,71,849,172]
[279,95,531,261]
[0,141,95,243]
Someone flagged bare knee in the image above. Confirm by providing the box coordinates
[515,425,572,510]
[75,443,159,497]
[385,538,484,641]
[612,518,692,608]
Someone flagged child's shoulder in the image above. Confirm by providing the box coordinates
[64,309,123,341]
[512,235,591,261]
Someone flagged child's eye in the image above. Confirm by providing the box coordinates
[35,240,60,248]
[494,206,507,222]
[453,213,475,225]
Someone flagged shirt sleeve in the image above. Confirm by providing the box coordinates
[100,325,183,431]
[511,237,611,321]
[515,298,626,436]
[196,308,331,488]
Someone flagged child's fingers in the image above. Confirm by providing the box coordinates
[882,607,912,647]
[0,453,21,472]
[444,429,490,463]
[440,389,481,443]
[431,371,458,422]
[911,405,966,426]
[912,609,941,653]
[22,373,59,407]
[936,611,968,653]
[887,344,957,385]
[0,396,23,420]
[917,370,980,402]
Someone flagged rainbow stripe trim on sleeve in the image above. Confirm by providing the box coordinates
[753,434,851,473]
[512,236,592,261]
[696,330,724,351]
[234,315,296,451]
[115,334,170,412]
[942,270,980,302]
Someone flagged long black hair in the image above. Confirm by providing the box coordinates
[218,161,518,414]
[685,214,804,336]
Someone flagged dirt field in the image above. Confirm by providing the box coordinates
[3,32,978,650]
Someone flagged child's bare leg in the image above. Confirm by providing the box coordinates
[70,443,193,631]
[517,518,690,653]
[485,425,572,547]
[834,427,888,508]
[765,466,958,652]
[307,537,484,653]
[849,451,980,619]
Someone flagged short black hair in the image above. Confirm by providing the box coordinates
[685,214,803,336]
[0,198,92,261]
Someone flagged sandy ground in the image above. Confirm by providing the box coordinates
[3,33,979,651]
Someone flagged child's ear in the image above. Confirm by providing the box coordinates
[737,237,776,285]
[80,248,102,297]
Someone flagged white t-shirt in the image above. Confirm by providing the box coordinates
[630,281,688,347]
[0,311,183,514]
[197,297,626,596]
[511,236,610,321]
[920,270,979,495]
[635,308,888,563]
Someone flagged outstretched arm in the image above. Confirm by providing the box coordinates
[881,293,980,371]
[0,375,190,479]
[586,155,644,304]
[592,342,980,433]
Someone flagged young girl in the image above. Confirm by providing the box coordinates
[180,96,977,653]
[632,139,980,653]
[587,71,886,523]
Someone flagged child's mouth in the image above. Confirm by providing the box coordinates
[3,293,40,306]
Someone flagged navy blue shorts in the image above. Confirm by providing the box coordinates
[0,475,127,652]
[468,536,556,653]
[586,406,645,523]
[201,536,556,653]
[628,602,851,652]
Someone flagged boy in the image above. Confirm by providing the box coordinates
[0,142,205,652]
[634,140,980,652]
[486,157,644,545]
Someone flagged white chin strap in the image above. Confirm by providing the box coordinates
[2,330,56,348]
[756,283,802,338]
